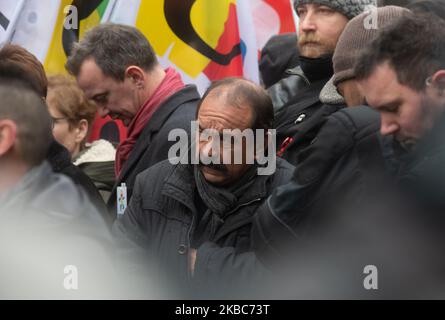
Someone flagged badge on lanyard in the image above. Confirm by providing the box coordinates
[117,183,127,216]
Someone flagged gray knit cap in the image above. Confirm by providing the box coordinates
[294,0,377,20]
[333,5,410,85]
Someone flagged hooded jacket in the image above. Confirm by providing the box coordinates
[73,139,116,202]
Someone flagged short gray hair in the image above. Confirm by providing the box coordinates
[0,80,52,167]
[65,23,158,81]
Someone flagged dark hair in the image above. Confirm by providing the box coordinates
[377,0,415,6]
[355,13,445,91]
[197,77,274,130]
[407,0,445,21]
[0,80,52,167]
[0,44,48,98]
[66,23,158,80]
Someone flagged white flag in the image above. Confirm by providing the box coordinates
[10,0,61,62]
[236,0,260,84]
[108,0,141,25]
[0,0,25,47]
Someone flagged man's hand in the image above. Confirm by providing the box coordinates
[189,248,197,276]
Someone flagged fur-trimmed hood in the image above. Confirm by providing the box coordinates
[73,139,116,166]
[319,76,345,105]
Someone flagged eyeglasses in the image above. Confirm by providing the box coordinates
[51,116,68,129]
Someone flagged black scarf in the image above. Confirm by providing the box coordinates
[191,165,258,246]
[299,54,333,83]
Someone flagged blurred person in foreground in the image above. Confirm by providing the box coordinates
[0,80,171,299]
[0,44,107,220]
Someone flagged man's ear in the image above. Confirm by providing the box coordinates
[0,120,17,157]
[125,66,145,89]
[431,70,445,94]
[74,119,89,144]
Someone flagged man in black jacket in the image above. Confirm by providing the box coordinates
[268,0,376,112]
[276,5,406,166]
[111,7,404,299]
[66,24,200,219]
[252,12,445,299]
[113,78,294,297]
[272,0,377,168]
[355,13,445,211]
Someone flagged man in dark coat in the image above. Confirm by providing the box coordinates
[268,0,376,112]
[276,5,406,166]
[65,24,200,219]
[113,78,294,297]
[252,12,445,299]
[150,6,407,299]
[271,0,377,170]
[355,13,445,211]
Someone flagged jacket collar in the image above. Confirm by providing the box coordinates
[161,163,271,242]
[46,139,72,173]
[73,139,116,166]
[118,85,199,182]
[319,76,345,105]
[0,161,52,210]
[161,163,270,212]
[299,54,333,83]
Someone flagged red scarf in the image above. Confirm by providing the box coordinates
[115,68,185,176]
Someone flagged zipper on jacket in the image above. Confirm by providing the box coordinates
[223,197,263,220]
[212,197,264,243]
[186,213,195,280]
[185,197,262,279]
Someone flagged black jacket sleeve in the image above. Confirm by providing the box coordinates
[252,109,361,266]
[193,242,271,298]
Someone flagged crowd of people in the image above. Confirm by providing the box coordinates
[1,0,445,299]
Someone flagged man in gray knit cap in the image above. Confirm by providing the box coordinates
[320,5,410,107]
[268,0,376,112]
[252,7,445,299]
[272,0,376,166]
[295,0,375,58]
